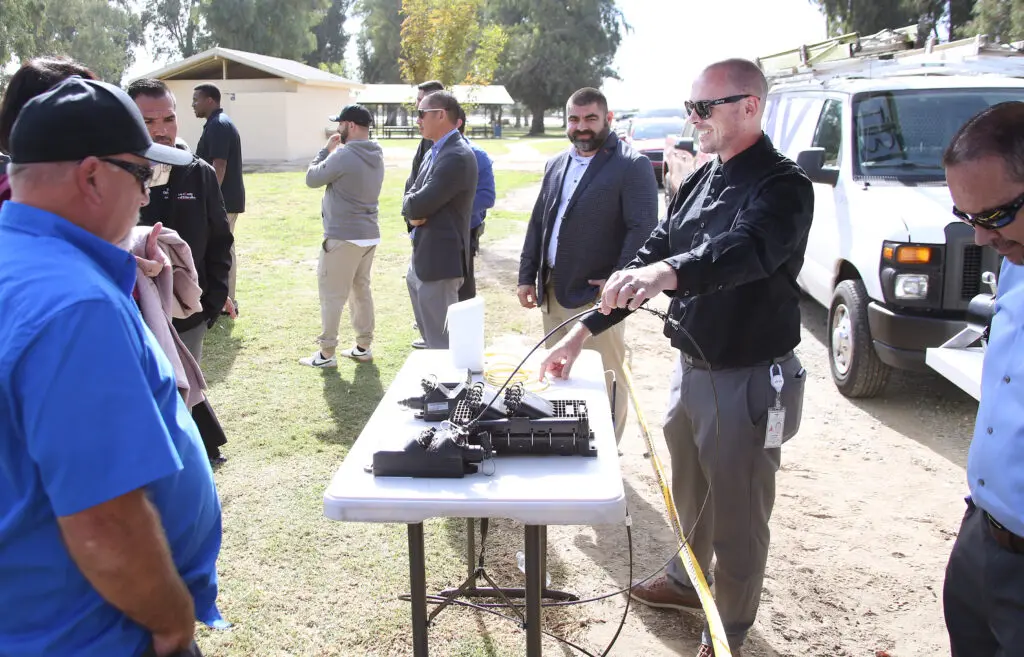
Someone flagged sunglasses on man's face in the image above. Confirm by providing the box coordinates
[417,108,444,119]
[100,157,154,194]
[952,190,1024,230]
[684,94,754,120]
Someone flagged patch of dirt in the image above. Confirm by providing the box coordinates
[476,186,975,657]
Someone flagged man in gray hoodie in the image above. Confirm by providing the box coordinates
[300,104,385,367]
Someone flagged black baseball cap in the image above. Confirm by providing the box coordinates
[329,104,373,127]
[9,77,193,167]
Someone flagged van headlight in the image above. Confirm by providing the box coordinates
[894,274,929,299]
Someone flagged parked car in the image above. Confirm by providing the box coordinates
[634,108,685,119]
[625,118,686,186]
[662,121,711,203]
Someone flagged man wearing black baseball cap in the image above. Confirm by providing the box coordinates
[0,76,222,656]
[300,103,385,367]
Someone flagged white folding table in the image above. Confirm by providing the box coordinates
[323,350,626,656]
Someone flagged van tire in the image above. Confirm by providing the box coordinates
[828,280,890,398]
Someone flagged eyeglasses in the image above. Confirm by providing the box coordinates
[952,190,1024,230]
[417,108,444,119]
[684,94,754,120]
[100,157,154,194]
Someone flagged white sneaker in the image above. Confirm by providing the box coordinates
[299,351,337,368]
[339,345,373,363]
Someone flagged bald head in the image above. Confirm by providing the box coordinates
[705,58,768,107]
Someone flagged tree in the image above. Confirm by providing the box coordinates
[307,0,353,68]
[0,0,143,86]
[492,0,627,135]
[355,0,403,83]
[141,0,208,61]
[202,0,330,60]
[398,0,507,86]
[959,0,1024,40]
[949,0,980,37]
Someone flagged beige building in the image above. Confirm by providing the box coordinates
[129,48,364,162]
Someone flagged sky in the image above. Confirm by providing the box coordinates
[125,0,830,108]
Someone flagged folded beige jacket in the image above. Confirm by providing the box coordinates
[122,227,207,409]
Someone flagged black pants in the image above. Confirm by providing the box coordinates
[943,498,1024,656]
[457,223,484,302]
[142,641,203,657]
[191,398,227,460]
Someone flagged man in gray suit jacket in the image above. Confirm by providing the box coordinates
[518,87,659,442]
[403,90,479,349]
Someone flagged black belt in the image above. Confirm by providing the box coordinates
[984,511,1024,554]
[682,351,794,371]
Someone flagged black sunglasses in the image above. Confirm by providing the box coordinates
[952,190,1024,230]
[100,157,154,193]
[417,108,444,119]
[684,94,754,120]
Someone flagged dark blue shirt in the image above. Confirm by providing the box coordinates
[197,108,245,214]
[0,202,223,656]
[465,137,495,229]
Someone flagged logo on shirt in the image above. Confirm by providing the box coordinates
[177,192,197,201]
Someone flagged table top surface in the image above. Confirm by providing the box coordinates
[323,350,626,526]
[925,346,983,401]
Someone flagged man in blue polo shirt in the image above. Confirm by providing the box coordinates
[0,77,223,656]
[942,101,1024,656]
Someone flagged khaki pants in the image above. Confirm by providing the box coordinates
[542,282,628,443]
[227,212,239,300]
[317,239,376,354]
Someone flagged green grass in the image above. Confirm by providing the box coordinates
[195,169,595,657]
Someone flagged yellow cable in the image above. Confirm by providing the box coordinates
[621,363,731,657]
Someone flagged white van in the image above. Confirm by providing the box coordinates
[763,73,1023,397]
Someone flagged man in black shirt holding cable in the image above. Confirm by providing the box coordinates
[540,58,814,657]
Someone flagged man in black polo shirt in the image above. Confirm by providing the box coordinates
[129,78,234,464]
[193,83,244,316]
[539,58,814,657]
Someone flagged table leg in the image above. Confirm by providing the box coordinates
[466,518,476,579]
[524,525,544,657]
[408,523,429,657]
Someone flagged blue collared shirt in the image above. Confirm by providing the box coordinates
[464,136,495,229]
[0,202,223,656]
[968,258,1024,535]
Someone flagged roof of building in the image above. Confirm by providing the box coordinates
[129,47,363,89]
[355,84,515,106]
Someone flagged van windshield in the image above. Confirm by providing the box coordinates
[853,88,1024,182]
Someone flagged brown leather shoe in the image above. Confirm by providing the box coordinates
[628,574,702,611]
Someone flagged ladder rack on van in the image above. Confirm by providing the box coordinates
[756,26,1024,84]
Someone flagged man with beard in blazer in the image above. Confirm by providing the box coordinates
[518,86,658,443]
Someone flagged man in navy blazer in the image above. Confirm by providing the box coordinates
[518,87,659,442]
[403,91,479,349]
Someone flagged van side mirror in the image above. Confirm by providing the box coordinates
[674,137,695,154]
[796,147,839,187]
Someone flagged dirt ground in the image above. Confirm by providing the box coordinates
[476,181,978,657]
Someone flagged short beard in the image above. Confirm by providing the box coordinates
[569,124,610,153]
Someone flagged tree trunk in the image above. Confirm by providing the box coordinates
[529,106,546,135]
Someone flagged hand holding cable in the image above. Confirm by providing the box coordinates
[598,262,677,315]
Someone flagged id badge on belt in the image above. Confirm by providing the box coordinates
[765,363,785,449]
